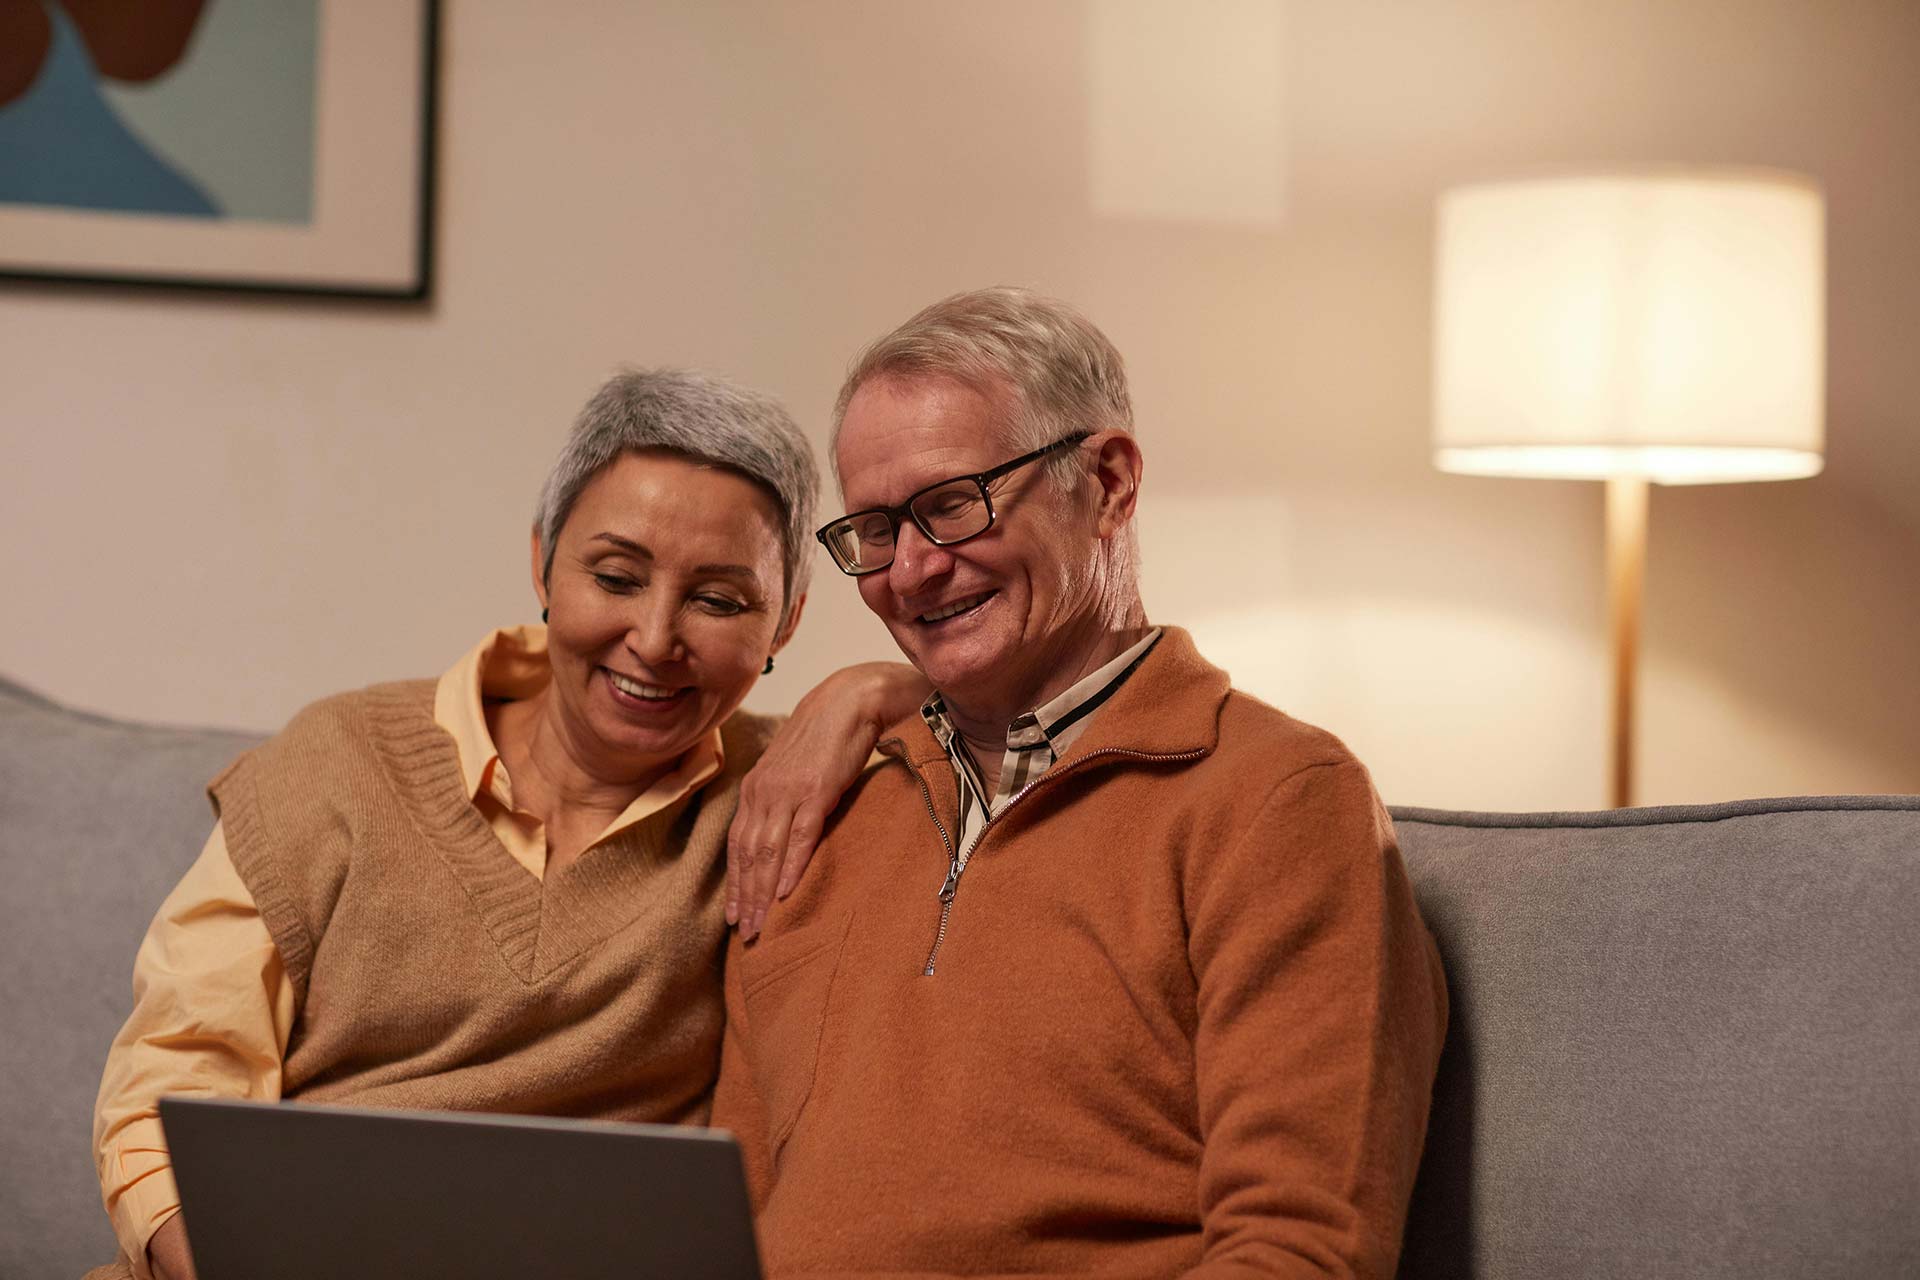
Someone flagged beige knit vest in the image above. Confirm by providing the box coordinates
[209,680,775,1125]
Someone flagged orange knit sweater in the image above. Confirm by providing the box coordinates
[710,627,1447,1279]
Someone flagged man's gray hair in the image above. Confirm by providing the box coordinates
[830,287,1135,491]
[535,368,818,613]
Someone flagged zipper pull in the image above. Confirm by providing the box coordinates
[936,860,961,902]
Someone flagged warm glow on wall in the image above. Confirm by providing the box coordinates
[1085,0,1288,226]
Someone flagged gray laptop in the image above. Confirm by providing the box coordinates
[159,1097,762,1279]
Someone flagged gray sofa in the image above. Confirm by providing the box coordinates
[5,673,1916,1279]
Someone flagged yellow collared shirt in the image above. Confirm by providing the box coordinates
[92,626,722,1278]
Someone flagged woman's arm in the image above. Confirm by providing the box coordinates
[144,1216,196,1280]
[725,661,931,939]
[94,824,294,1280]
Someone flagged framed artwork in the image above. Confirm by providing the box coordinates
[0,0,437,300]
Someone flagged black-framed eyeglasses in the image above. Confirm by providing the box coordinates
[815,432,1092,577]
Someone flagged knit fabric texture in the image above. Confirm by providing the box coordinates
[209,680,776,1122]
[711,627,1448,1280]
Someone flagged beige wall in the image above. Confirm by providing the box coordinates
[3,0,1916,810]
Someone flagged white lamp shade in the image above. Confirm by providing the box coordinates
[1433,172,1825,484]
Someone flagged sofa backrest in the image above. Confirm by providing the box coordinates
[10,670,1916,1280]
[1392,797,1920,1280]
[0,677,264,1280]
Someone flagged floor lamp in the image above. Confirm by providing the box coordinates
[1431,171,1825,807]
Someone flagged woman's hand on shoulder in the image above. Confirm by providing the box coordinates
[726,661,929,939]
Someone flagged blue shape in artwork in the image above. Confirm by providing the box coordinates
[0,3,220,218]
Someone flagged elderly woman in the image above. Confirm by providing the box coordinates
[87,370,923,1280]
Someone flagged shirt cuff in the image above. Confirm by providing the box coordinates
[102,1115,180,1280]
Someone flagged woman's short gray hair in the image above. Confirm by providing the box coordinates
[535,368,818,612]
[830,286,1134,489]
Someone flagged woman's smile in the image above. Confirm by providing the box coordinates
[605,669,685,701]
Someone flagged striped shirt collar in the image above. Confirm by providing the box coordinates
[920,628,1162,844]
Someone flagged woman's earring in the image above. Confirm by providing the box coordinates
[763,656,775,675]
[541,608,549,624]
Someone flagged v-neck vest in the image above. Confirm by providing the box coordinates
[210,680,776,1125]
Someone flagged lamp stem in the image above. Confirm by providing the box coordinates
[1605,476,1649,808]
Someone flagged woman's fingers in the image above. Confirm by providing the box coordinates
[729,661,925,936]
[775,806,826,901]
[728,777,793,940]
[742,806,791,940]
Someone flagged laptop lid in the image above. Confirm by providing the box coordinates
[159,1097,762,1280]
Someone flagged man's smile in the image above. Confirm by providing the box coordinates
[915,592,994,625]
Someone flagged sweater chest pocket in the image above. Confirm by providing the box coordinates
[739,909,854,1157]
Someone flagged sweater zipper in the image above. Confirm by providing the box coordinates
[898,755,960,976]
[915,743,1208,977]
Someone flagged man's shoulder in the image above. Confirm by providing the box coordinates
[824,742,928,820]
[1214,686,1363,779]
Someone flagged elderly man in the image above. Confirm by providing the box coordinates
[711,288,1447,1279]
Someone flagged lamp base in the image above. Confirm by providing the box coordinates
[1606,477,1649,808]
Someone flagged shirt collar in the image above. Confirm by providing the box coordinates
[918,627,1164,760]
[1023,627,1162,750]
[435,625,551,803]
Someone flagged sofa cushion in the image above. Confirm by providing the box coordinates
[0,676,264,1280]
[1392,796,1920,1280]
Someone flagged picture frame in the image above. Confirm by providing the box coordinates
[0,0,438,301]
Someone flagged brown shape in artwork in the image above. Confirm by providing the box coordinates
[0,0,207,107]
[0,0,53,106]
[60,0,209,81]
